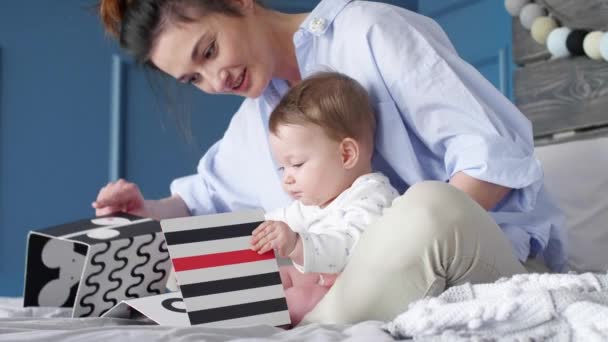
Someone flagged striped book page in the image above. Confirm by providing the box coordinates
[160,209,290,327]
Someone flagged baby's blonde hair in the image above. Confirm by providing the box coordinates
[269,72,376,145]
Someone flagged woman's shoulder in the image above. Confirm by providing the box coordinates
[332,1,446,50]
[308,4,431,104]
[334,1,421,35]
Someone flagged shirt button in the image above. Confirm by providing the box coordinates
[308,17,327,34]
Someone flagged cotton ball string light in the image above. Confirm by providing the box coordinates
[505,0,530,17]
[531,16,558,45]
[505,1,607,63]
[520,3,546,30]
[566,30,589,56]
[583,31,605,60]
[600,32,608,62]
[547,27,572,58]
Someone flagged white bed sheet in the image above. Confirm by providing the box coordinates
[535,136,608,272]
[0,297,393,342]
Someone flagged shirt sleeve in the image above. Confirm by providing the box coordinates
[170,99,267,215]
[170,171,217,216]
[298,175,398,273]
[264,201,309,232]
[264,207,287,222]
[366,10,543,211]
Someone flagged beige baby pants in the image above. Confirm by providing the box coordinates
[302,181,546,325]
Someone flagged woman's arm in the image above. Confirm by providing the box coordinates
[449,172,512,211]
[143,195,191,220]
[362,11,542,211]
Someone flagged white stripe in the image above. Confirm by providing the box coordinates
[176,259,279,285]
[197,311,291,328]
[184,285,285,312]
[161,209,264,233]
[167,236,251,259]
[61,218,153,239]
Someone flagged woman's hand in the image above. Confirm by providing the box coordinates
[92,179,145,217]
[250,220,298,257]
[92,179,191,220]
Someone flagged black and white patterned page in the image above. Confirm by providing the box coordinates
[161,210,290,328]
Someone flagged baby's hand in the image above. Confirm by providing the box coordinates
[92,179,145,217]
[319,273,338,287]
[250,221,298,257]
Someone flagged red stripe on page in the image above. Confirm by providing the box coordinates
[173,249,275,272]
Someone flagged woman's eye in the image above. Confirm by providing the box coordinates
[204,41,216,59]
[293,163,303,168]
[188,73,202,85]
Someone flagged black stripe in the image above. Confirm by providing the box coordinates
[37,218,104,237]
[188,298,288,325]
[70,220,161,244]
[37,213,144,237]
[163,221,261,245]
[180,272,282,299]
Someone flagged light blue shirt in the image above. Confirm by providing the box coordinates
[170,0,566,271]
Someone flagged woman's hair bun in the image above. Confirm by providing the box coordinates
[99,0,131,38]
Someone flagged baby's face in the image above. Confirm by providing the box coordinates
[270,123,350,207]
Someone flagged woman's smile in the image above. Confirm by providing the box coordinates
[232,68,249,92]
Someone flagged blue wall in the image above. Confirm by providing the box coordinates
[0,1,248,295]
[0,1,417,296]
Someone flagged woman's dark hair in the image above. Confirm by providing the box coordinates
[99,0,261,65]
[99,1,263,145]
[99,0,263,144]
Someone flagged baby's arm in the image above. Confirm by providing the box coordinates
[252,203,306,260]
[296,176,398,273]
[250,220,298,257]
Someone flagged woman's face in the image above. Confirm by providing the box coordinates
[149,6,275,98]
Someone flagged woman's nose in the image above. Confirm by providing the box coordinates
[201,66,229,93]
[206,71,227,93]
[216,69,230,92]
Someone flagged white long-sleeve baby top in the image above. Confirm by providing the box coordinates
[264,172,399,273]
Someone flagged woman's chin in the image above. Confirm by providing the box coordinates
[246,74,273,99]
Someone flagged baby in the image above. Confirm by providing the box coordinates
[250,72,399,326]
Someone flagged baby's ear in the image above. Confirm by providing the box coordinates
[340,138,360,170]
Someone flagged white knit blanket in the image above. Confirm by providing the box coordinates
[384,272,608,341]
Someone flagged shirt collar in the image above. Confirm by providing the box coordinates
[299,0,353,36]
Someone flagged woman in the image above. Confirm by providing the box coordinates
[94,0,566,324]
